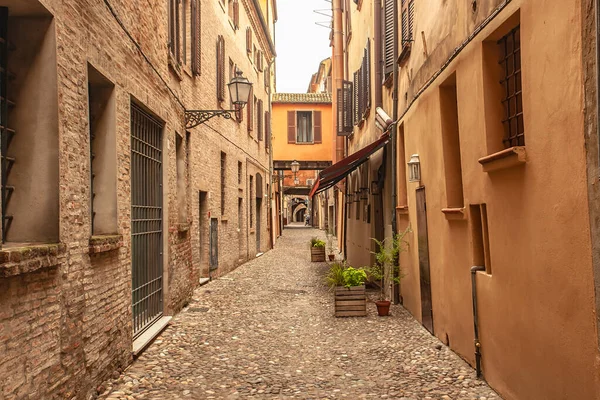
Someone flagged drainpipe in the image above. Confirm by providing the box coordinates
[391,0,400,304]
[374,0,383,109]
[471,265,485,378]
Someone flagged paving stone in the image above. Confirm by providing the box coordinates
[99,228,501,399]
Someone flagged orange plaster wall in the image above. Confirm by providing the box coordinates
[396,1,600,399]
[272,102,333,162]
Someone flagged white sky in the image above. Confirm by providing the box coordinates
[275,0,332,93]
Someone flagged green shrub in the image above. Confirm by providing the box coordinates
[325,262,346,289]
[342,267,367,288]
[310,237,326,248]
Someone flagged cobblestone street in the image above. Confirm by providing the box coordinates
[100,228,500,400]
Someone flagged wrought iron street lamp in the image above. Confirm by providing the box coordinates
[290,160,300,186]
[408,154,421,183]
[185,69,253,129]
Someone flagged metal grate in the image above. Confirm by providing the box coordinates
[131,103,164,338]
[498,26,524,148]
[221,152,226,215]
[0,7,15,243]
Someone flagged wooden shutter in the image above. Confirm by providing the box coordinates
[287,111,296,143]
[265,111,270,149]
[338,80,353,135]
[191,0,201,75]
[247,87,254,132]
[216,36,225,101]
[337,88,344,135]
[246,27,252,54]
[233,0,239,29]
[314,111,322,144]
[408,0,414,41]
[353,71,359,124]
[257,100,263,141]
[365,40,371,109]
[383,0,394,76]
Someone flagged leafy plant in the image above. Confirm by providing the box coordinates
[325,261,346,289]
[310,237,326,248]
[368,226,411,300]
[342,266,367,288]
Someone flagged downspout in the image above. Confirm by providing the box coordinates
[374,0,383,109]
[391,0,400,304]
[471,265,486,378]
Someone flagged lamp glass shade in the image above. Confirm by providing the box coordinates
[228,71,252,106]
[290,160,300,174]
[408,154,421,182]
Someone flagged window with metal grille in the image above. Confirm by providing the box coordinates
[297,111,313,143]
[498,26,524,148]
[216,35,225,101]
[191,0,201,75]
[221,152,226,215]
[249,175,254,227]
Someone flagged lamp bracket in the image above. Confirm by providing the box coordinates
[185,109,236,129]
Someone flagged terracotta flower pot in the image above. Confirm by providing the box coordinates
[375,300,391,316]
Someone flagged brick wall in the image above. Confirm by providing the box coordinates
[0,0,273,398]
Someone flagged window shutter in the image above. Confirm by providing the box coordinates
[408,0,415,42]
[338,80,353,134]
[265,111,270,149]
[257,100,263,141]
[287,111,296,143]
[233,0,239,29]
[401,2,409,46]
[216,36,225,101]
[337,88,343,135]
[191,0,201,75]
[353,71,359,125]
[365,40,371,109]
[314,111,322,143]
[383,0,394,76]
[246,27,252,54]
[247,87,254,132]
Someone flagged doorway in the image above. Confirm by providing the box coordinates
[210,218,218,272]
[416,187,434,334]
[199,191,208,273]
[256,198,262,254]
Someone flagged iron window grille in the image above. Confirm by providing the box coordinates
[498,26,524,148]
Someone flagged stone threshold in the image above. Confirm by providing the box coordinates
[132,316,172,357]
[199,277,210,286]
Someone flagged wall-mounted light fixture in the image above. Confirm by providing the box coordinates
[185,69,253,128]
[408,154,421,183]
[290,160,300,186]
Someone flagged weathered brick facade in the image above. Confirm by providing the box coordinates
[0,0,274,398]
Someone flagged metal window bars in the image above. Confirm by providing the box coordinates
[498,26,524,148]
[0,7,15,243]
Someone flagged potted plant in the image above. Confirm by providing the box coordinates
[310,237,326,262]
[326,262,367,317]
[326,233,335,261]
[368,227,410,316]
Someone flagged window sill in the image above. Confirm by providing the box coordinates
[0,243,66,277]
[398,43,412,65]
[168,54,183,81]
[478,146,527,173]
[177,223,191,233]
[221,216,228,222]
[442,207,466,221]
[249,228,255,234]
[89,235,123,254]
[294,142,315,145]
[396,205,409,215]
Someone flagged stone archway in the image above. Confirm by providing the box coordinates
[293,203,307,222]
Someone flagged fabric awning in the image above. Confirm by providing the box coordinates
[309,132,390,197]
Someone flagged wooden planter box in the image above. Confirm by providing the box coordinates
[310,246,326,262]
[334,285,367,317]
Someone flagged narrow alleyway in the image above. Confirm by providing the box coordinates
[100,229,499,400]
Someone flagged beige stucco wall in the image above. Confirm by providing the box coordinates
[392,0,600,399]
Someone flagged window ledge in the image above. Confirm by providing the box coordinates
[478,146,527,173]
[398,43,412,65]
[0,243,66,277]
[250,228,255,234]
[89,235,123,254]
[442,207,467,220]
[221,216,228,222]
[396,205,409,215]
[177,223,191,233]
